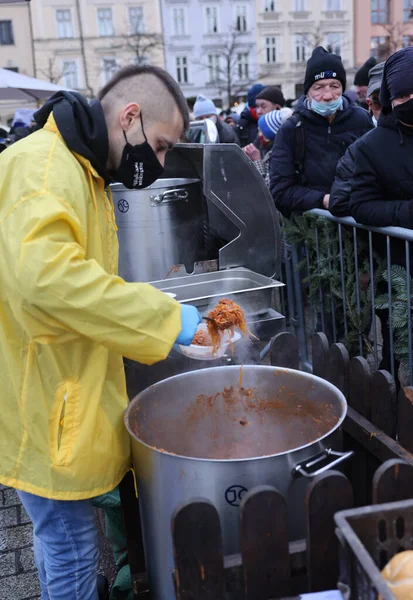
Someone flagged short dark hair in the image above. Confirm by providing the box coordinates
[98,64,190,131]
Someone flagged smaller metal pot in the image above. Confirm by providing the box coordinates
[112,178,206,283]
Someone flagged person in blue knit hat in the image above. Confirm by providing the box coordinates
[193,94,239,144]
[244,108,293,186]
[236,83,266,147]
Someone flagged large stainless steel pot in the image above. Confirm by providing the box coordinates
[112,178,206,283]
[125,366,351,600]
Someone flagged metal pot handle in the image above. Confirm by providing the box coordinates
[150,189,189,205]
[292,448,354,479]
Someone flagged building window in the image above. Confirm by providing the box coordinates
[98,8,114,37]
[0,21,13,45]
[175,56,188,83]
[325,0,343,10]
[204,6,219,34]
[370,36,390,60]
[403,34,413,46]
[293,0,307,11]
[404,0,412,21]
[56,10,73,39]
[235,5,248,32]
[325,32,342,55]
[207,54,220,81]
[294,34,307,62]
[371,0,389,24]
[237,52,249,79]
[129,7,144,34]
[172,7,186,36]
[264,0,278,10]
[265,36,280,63]
[102,58,118,83]
[62,61,78,89]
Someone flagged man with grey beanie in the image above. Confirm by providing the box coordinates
[193,94,239,144]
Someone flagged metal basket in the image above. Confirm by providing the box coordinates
[335,499,413,600]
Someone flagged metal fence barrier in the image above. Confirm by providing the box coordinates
[279,209,413,386]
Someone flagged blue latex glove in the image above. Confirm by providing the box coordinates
[175,305,202,346]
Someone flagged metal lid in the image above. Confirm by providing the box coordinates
[110,178,200,193]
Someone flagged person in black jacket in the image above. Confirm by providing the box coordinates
[236,83,265,147]
[354,57,377,109]
[349,46,413,229]
[330,61,384,217]
[269,47,372,218]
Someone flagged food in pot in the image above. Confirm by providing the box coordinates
[382,551,413,600]
[134,380,341,460]
[206,299,253,352]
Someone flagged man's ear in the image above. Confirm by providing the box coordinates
[119,103,141,131]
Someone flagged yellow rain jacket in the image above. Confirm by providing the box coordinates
[0,115,181,500]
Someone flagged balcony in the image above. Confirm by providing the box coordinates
[321,10,347,19]
[260,10,282,21]
[289,11,311,19]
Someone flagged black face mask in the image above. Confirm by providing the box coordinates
[112,113,164,189]
[393,98,413,127]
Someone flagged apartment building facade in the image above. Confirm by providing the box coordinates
[256,0,354,100]
[160,0,258,107]
[0,1,35,123]
[30,0,164,97]
[354,0,413,67]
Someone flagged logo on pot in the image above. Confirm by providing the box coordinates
[225,485,248,507]
[117,199,129,213]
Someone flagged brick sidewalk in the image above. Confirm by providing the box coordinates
[0,485,40,600]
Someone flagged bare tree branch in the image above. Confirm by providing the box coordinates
[381,21,411,57]
[193,29,269,107]
[114,31,164,65]
[38,56,66,84]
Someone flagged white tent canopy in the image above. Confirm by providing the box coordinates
[0,69,70,101]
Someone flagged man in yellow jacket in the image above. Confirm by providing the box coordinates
[0,65,201,599]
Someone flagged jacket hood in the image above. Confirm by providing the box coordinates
[35,91,112,185]
[294,94,357,124]
[377,110,398,130]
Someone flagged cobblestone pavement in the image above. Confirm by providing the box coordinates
[0,485,40,600]
[0,485,116,600]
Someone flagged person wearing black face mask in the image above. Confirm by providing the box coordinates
[0,64,203,599]
[349,46,413,382]
[111,112,165,188]
[350,46,413,230]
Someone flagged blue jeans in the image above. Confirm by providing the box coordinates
[17,490,99,600]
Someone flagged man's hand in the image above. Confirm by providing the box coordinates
[243,143,261,162]
[323,194,330,209]
[175,305,202,346]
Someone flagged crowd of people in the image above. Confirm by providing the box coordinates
[192,44,413,233]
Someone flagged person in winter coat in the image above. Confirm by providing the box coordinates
[354,57,377,109]
[330,61,384,217]
[236,83,265,147]
[0,65,202,599]
[255,86,286,118]
[193,94,239,144]
[244,108,293,186]
[269,47,372,218]
[349,46,413,229]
